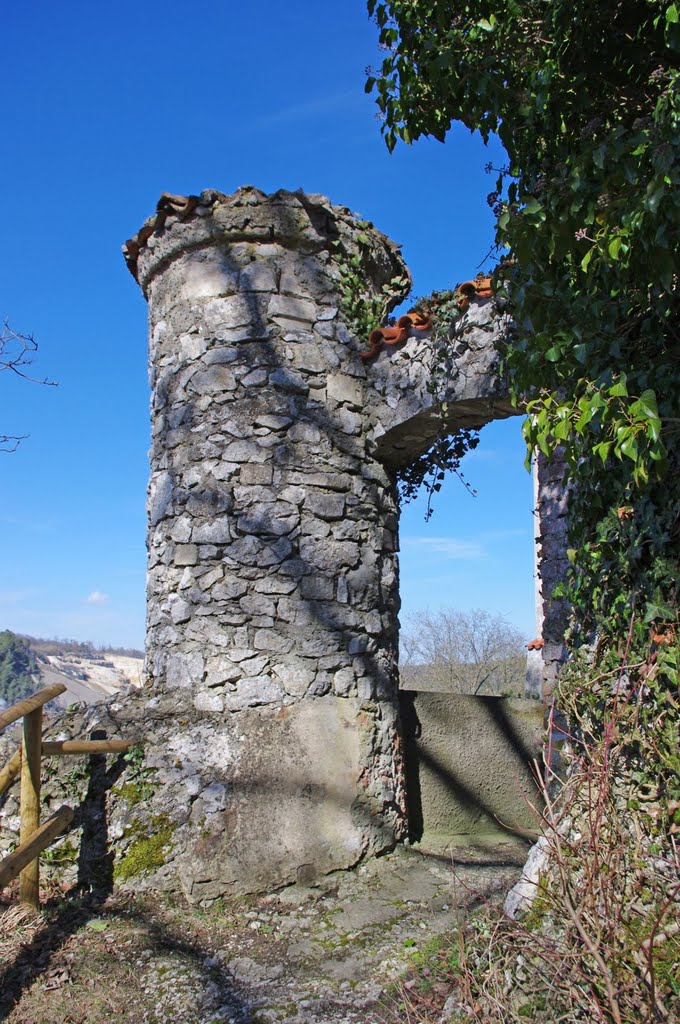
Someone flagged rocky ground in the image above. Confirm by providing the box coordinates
[0,840,528,1024]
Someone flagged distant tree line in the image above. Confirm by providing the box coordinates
[400,608,527,696]
[0,631,145,707]
[20,635,144,659]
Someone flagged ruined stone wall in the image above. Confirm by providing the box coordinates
[119,185,524,899]
[0,188,571,903]
[534,451,570,691]
[140,189,404,720]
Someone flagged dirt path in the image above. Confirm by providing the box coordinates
[0,842,527,1024]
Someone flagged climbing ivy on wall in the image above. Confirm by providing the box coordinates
[397,287,481,517]
[366,0,679,643]
[332,218,410,344]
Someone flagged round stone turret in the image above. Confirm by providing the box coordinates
[126,186,414,897]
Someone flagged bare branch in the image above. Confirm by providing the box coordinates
[0,320,58,452]
[0,433,28,453]
[0,320,57,387]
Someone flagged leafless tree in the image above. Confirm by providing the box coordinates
[1,320,56,450]
[400,607,527,696]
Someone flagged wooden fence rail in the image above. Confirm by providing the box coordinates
[0,684,136,910]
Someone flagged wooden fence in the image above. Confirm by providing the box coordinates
[0,683,136,910]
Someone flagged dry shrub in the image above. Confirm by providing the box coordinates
[454,645,680,1024]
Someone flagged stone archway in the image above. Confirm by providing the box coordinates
[121,187,565,901]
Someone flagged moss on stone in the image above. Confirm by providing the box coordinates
[115,779,155,807]
[42,837,79,873]
[114,814,175,882]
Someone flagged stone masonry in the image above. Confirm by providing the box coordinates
[117,185,530,899]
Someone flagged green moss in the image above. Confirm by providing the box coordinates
[522,878,552,932]
[518,996,547,1018]
[115,780,155,807]
[114,746,156,806]
[114,814,175,882]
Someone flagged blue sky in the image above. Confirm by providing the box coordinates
[1,0,534,649]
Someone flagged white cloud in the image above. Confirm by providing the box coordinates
[257,89,361,126]
[483,527,531,542]
[85,591,109,606]
[401,536,486,560]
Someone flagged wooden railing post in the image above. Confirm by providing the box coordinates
[0,746,22,797]
[19,706,42,909]
[0,683,137,910]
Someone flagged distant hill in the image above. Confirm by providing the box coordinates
[0,630,41,705]
[0,631,144,708]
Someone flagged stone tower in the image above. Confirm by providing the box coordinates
[123,186,518,900]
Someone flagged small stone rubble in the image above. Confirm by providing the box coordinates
[0,842,528,1024]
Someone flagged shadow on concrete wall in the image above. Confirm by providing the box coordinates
[400,690,543,845]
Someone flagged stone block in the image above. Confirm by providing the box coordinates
[190,364,237,396]
[272,660,316,696]
[223,676,284,711]
[326,373,363,408]
[175,253,239,301]
[194,691,224,712]
[268,294,317,325]
[240,262,277,292]
[174,544,199,566]
[253,629,294,654]
[236,503,299,537]
[205,656,241,686]
[204,295,263,333]
[239,594,276,617]
[166,651,205,689]
[298,537,360,573]
[169,598,192,624]
[268,368,309,394]
[304,492,345,520]
[400,693,543,841]
[300,575,334,601]
[253,575,297,595]
[192,519,231,544]
[212,578,248,600]
[333,667,355,696]
[239,463,273,486]
[149,471,174,525]
[176,697,367,899]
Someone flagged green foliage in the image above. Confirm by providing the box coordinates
[332,218,411,342]
[398,429,479,519]
[367,0,679,640]
[114,744,157,806]
[0,629,40,705]
[398,288,481,515]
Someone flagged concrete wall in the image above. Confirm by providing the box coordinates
[400,690,544,845]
